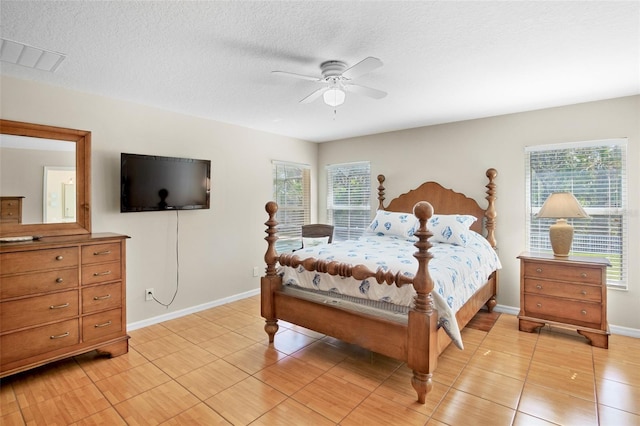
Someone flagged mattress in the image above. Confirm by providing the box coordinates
[281,231,502,349]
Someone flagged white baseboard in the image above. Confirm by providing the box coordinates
[609,324,640,339]
[494,304,519,316]
[127,288,260,331]
[128,293,639,339]
[495,304,640,338]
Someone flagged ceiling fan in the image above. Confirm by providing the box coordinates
[273,56,387,107]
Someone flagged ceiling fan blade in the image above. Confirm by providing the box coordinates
[300,87,328,103]
[343,83,387,99]
[272,70,321,82]
[342,57,383,80]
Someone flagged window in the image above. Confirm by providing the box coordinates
[273,161,310,252]
[326,162,371,241]
[525,139,628,289]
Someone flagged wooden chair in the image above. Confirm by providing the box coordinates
[294,224,334,251]
[302,224,334,243]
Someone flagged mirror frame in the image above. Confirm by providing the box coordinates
[0,119,91,237]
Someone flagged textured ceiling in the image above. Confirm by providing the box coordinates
[1,1,638,142]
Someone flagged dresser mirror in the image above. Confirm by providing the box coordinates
[0,119,91,237]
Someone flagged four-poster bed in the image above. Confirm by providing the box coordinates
[261,168,499,403]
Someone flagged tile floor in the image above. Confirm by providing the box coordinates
[1,295,639,425]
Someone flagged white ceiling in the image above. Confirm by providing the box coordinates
[1,1,638,143]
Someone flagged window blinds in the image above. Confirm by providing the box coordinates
[326,162,371,241]
[525,139,628,288]
[272,161,310,252]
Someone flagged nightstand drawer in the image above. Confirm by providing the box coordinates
[524,294,601,327]
[524,279,601,302]
[523,261,601,285]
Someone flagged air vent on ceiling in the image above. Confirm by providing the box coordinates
[0,38,66,72]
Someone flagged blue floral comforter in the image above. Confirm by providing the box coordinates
[282,232,501,349]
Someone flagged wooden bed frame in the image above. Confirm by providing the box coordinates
[261,168,498,403]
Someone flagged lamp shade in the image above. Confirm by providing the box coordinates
[536,192,589,219]
[536,192,588,257]
[323,88,345,107]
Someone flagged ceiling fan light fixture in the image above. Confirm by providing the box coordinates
[323,88,345,107]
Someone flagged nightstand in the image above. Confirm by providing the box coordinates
[517,252,610,348]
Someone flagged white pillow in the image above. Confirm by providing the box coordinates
[428,214,477,246]
[366,210,419,239]
[303,236,330,247]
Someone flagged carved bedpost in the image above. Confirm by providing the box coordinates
[484,168,497,249]
[484,169,498,312]
[264,201,279,277]
[407,201,437,404]
[377,174,386,210]
[261,201,280,342]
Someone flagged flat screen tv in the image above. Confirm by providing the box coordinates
[121,153,211,212]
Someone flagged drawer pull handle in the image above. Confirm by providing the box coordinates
[581,290,587,296]
[536,303,542,308]
[49,302,70,309]
[55,278,64,283]
[93,294,111,301]
[536,284,543,290]
[50,332,70,339]
[55,255,64,261]
[94,321,112,328]
[580,273,587,278]
[93,270,112,277]
[94,250,112,256]
[581,310,587,315]
[536,268,543,273]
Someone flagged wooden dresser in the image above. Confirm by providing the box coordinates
[0,233,129,377]
[0,196,24,224]
[517,252,610,348]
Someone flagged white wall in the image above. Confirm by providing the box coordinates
[3,76,638,332]
[1,76,318,323]
[318,95,640,331]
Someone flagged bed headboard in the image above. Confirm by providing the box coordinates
[377,168,497,248]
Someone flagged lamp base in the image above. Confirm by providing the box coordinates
[549,218,573,257]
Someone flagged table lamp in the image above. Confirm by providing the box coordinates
[536,192,589,257]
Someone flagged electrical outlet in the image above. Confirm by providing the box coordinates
[145,288,154,301]
[253,266,260,277]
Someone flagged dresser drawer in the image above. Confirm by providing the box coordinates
[0,268,79,299]
[1,319,79,366]
[0,290,79,332]
[0,247,78,275]
[0,198,20,211]
[82,243,121,265]
[523,261,601,285]
[82,283,121,314]
[0,204,20,221]
[82,261,121,285]
[523,279,601,302]
[83,309,123,342]
[524,294,601,327]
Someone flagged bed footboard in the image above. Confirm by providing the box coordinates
[261,200,439,404]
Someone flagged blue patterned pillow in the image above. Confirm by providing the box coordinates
[366,210,419,240]
[428,214,477,246]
